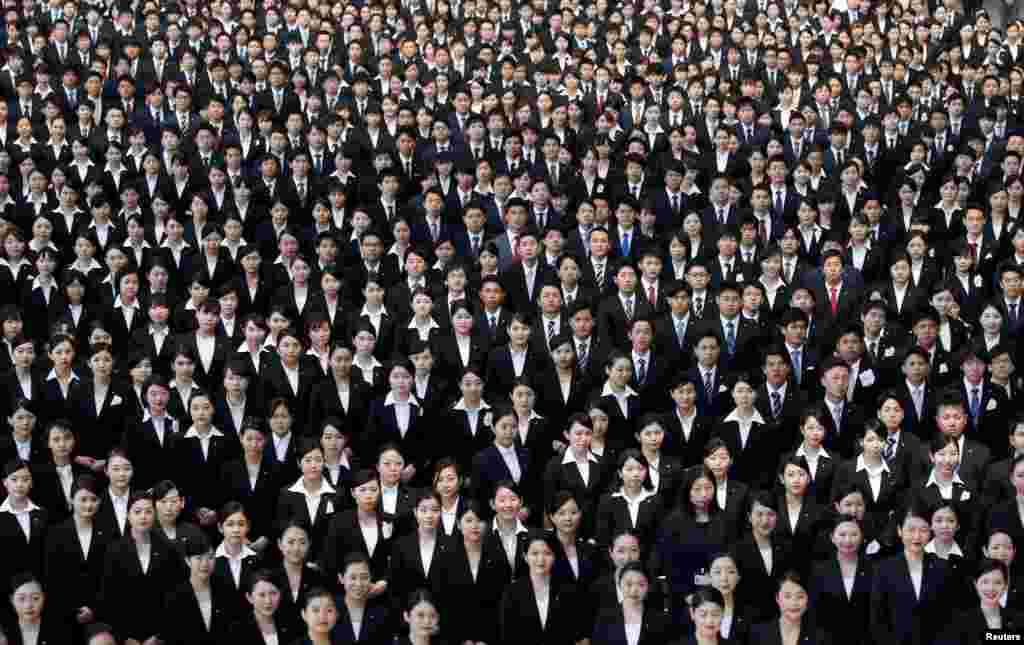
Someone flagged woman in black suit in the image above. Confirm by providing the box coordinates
[707,552,754,644]
[809,515,875,645]
[906,434,978,539]
[364,360,434,481]
[3,574,72,645]
[271,254,316,320]
[276,438,338,563]
[543,413,610,539]
[548,491,600,590]
[939,559,1024,645]
[435,301,490,376]
[431,458,467,539]
[591,353,643,453]
[712,374,780,491]
[213,502,264,623]
[537,333,593,443]
[775,455,826,561]
[731,490,795,622]
[100,490,187,644]
[42,474,109,632]
[270,520,330,635]
[236,246,272,319]
[749,571,828,645]
[220,422,283,549]
[440,368,496,480]
[928,501,974,608]
[498,531,587,645]
[703,439,749,540]
[437,499,510,645]
[161,539,232,645]
[634,414,686,504]
[595,449,663,553]
[397,589,446,645]
[39,333,82,428]
[30,421,88,524]
[290,586,339,645]
[230,570,302,645]
[389,489,451,613]
[676,587,729,645]
[307,345,372,444]
[778,406,837,506]
[590,562,670,645]
[263,329,321,432]
[0,460,48,585]
[393,288,445,359]
[334,552,391,645]
[320,469,394,588]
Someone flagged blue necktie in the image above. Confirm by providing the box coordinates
[622,233,631,257]
[725,321,736,354]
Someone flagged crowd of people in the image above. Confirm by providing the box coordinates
[0,0,1023,643]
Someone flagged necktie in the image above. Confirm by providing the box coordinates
[471,235,480,256]
[758,219,768,244]
[744,251,753,264]
[969,241,978,263]
[868,340,877,359]
[725,321,736,354]
[694,297,704,319]
[633,185,640,199]
[547,320,555,340]
[595,263,605,290]
[1011,303,1019,325]
[489,314,497,334]
[970,387,981,419]
[637,358,646,384]
[622,233,631,257]
[676,320,685,348]
[704,371,714,399]
[314,155,322,174]
[577,341,588,370]
[883,435,897,465]
[298,181,306,201]
[717,208,725,225]
[830,287,839,316]
[792,349,802,385]
[406,161,413,177]
[647,285,656,305]
[672,194,680,213]
[430,220,439,242]
[771,391,782,418]
[275,91,282,111]
[624,298,633,321]
[912,387,923,418]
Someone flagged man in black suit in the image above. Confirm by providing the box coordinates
[693,281,760,374]
[756,345,808,449]
[597,260,654,351]
[499,229,553,314]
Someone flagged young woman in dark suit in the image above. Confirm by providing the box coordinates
[536,333,592,436]
[174,391,234,528]
[649,466,735,619]
[548,491,600,590]
[213,502,264,624]
[271,254,316,320]
[441,368,496,480]
[634,414,686,504]
[229,570,301,645]
[435,301,490,376]
[235,246,271,319]
[39,333,82,429]
[594,449,663,554]
[749,571,829,645]
[436,499,510,645]
[42,474,109,634]
[393,288,444,359]
[397,589,446,645]
[543,413,609,539]
[220,422,283,550]
[334,552,391,645]
[906,434,978,540]
[161,540,231,645]
[389,489,451,617]
[270,520,330,635]
[30,420,88,524]
[364,360,434,482]
[100,490,187,644]
[776,455,826,562]
[779,406,837,506]
[707,552,754,644]
[0,460,48,584]
[703,439,749,540]
[591,353,643,453]
[590,562,670,645]
[928,502,974,608]
[263,329,321,432]
[498,531,587,645]
[483,312,549,405]
[3,574,72,645]
[307,345,372,444]
[712,374,779,491]
[676,587,729,645]
[808,515,875,645]
[431,459,467,539]
[320,469,393,591]
[731,490,795,622]
[939,559,1024,645]
[276,438,338,563]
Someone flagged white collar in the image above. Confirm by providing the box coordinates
[924,539,964,557]
[453,398,491,411]
[354,355,383,370]
[407,317,441,330]
[30,275,54,290]
[113,296,140,310]
[0,498,40,513]
[287,477,336,496]
[855,454,890,473]
[796,443,830,459]
[46,369,79,382]
[562,449,600,464]
[360,303,387,317]
[602,382,638,397]
[384,391,419,407]
[183,426,225,438]
[214,542,257,559]
[611,487,656,502]
[724,408,766,424]
[926,469,965,488]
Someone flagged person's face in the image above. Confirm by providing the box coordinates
[931,440,960,475]
[717,288,741,317]
[248,581,282,620]
[821,366,849,400]
[776,580,808,622]
[11,582,44,623]
[937,405,967,440]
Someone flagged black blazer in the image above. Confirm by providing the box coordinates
[437,538,511,645]
[499,577,586,645]
[160,580,232,645]
[938,606,1024,645]
[332,602,391,645]
[779,449,837,506]
[472,444,534,510]
[220,459,283,544]
[591,605,671,645]
[870,554,953,645]
[731,532,796,621]
[595,491,664,552]
[268,564,331,636]
[365,396,433,477]
[776,498,826,560]
[261,359,321,430]
[660,411,714,469]
[307,380,374,441]
[101,533,187,641]
[0,505,48,584]
[43,516,110,622]
[809,556,875,645]
[276,487,337,561]
[714,419,781,491]
[441,406,497,477]
[227,614,301,645]
[68,380,131,459]
[1,617,72,645]
[542,455,611,538]
[388,532,451,608]
[748,616,829,645]
[30,461,88,524]
[320,509,394,579]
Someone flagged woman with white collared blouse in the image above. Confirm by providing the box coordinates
[6,574,72,645]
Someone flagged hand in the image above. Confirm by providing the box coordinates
[368,580,388,597]
[76,606,94,624]
[400,464,416,483]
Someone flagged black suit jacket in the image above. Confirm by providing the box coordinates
[809,556,875,645]
[43,516,110,621]
[732,533,796,621]
[160,580,232,645]
[870,554,953,645]
[320,509,395,579]
[437,538,511,644]
[714,419,781,490]
[101,533,187,641]
[499,577,586,645]
[939,606,1024,645]
[591,605,671,645]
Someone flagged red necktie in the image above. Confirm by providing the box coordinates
[648,285,656,305]
[830,287,839,316]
